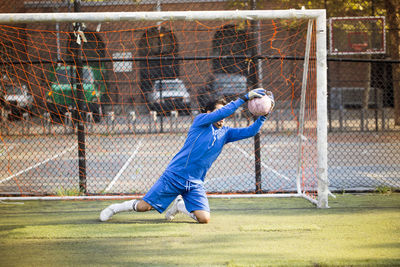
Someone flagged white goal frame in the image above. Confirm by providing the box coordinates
[0,9,328,208]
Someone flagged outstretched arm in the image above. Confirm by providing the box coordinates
[226,115,267,143]
[193,98,245,127]
[193,88,267,127]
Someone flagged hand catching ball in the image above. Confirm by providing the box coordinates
[248,94,273,116]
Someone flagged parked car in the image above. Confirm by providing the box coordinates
[0,81,33,120]
[146,79,191,114]
[197,73,247,111]
[46,64,107,123]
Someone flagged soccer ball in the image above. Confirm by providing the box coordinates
[248,95,273,116]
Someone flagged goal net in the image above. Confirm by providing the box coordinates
[0,10,328,207]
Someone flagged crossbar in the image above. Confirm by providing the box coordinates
[0,9,325,24]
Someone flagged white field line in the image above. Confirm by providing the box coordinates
[232,144,291,182]
[0,193,307,201]
[104,139,142,192]
[0,145,77,184]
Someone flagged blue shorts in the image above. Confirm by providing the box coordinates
[142,171,209,214]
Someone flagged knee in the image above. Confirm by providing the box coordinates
[137,200,152,212]
[198,216,210,224]
[194,211,210,224]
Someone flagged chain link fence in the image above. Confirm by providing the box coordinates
[0,0,399,196]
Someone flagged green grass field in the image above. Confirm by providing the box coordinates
[1,193,399,266]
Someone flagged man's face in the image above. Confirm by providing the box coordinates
[208,103,225,128]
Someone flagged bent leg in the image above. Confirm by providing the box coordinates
[100,172,183,222]
[165,195,210,223]
[180,182,210,223]
[142,172,183,213]
[193,210,210,224]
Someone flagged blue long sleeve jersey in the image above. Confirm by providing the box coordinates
[165,98,266,183]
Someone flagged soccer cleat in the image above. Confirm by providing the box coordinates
[99,200,136,222]
[99,204,118,222]
[165,196,183,221]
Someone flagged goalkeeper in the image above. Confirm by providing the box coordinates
[100,88,274,223]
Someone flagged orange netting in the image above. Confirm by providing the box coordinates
[0,18,318,198]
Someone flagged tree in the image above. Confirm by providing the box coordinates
[384,0,400,125]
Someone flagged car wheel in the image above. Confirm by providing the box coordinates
[46,102,66,123]
[10,107,22,121]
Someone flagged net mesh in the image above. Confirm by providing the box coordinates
[0,17,318,198]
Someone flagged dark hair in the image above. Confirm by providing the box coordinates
[203,98,227,113]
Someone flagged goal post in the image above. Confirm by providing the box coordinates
[316,12,329,208]
[0,9,328,207]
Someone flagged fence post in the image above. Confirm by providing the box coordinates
[170,110,178,132]
[106,111,115,133]
[86,112,93,132]
[5,111,10,135]
[0,109,3,135]
[129,111,136,133]
[378,88,384,131]
[22,113,29,135]
[338,107,344,131]
[64,112,72,134]
[149,111,157,133]
[44,112,51,134]
[361,108,369,131]
[73,0,87,194]
[274,110,280,132]
[1,109,9,135]
[338,88,344,131]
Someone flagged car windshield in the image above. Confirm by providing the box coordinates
[55,67,95,84]
[5,85,23,95]
[55,69,71,84]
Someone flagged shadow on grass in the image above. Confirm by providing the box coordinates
[362,242,400,249]
[97,218,196,225]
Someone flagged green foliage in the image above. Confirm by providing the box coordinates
[226,0,265,10]
[375,185,393,195]
[278,0,386,17]
[55,187,82,196]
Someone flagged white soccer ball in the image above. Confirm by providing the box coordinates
[248,95,272,116]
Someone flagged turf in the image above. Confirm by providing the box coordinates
[0,193,399,266]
